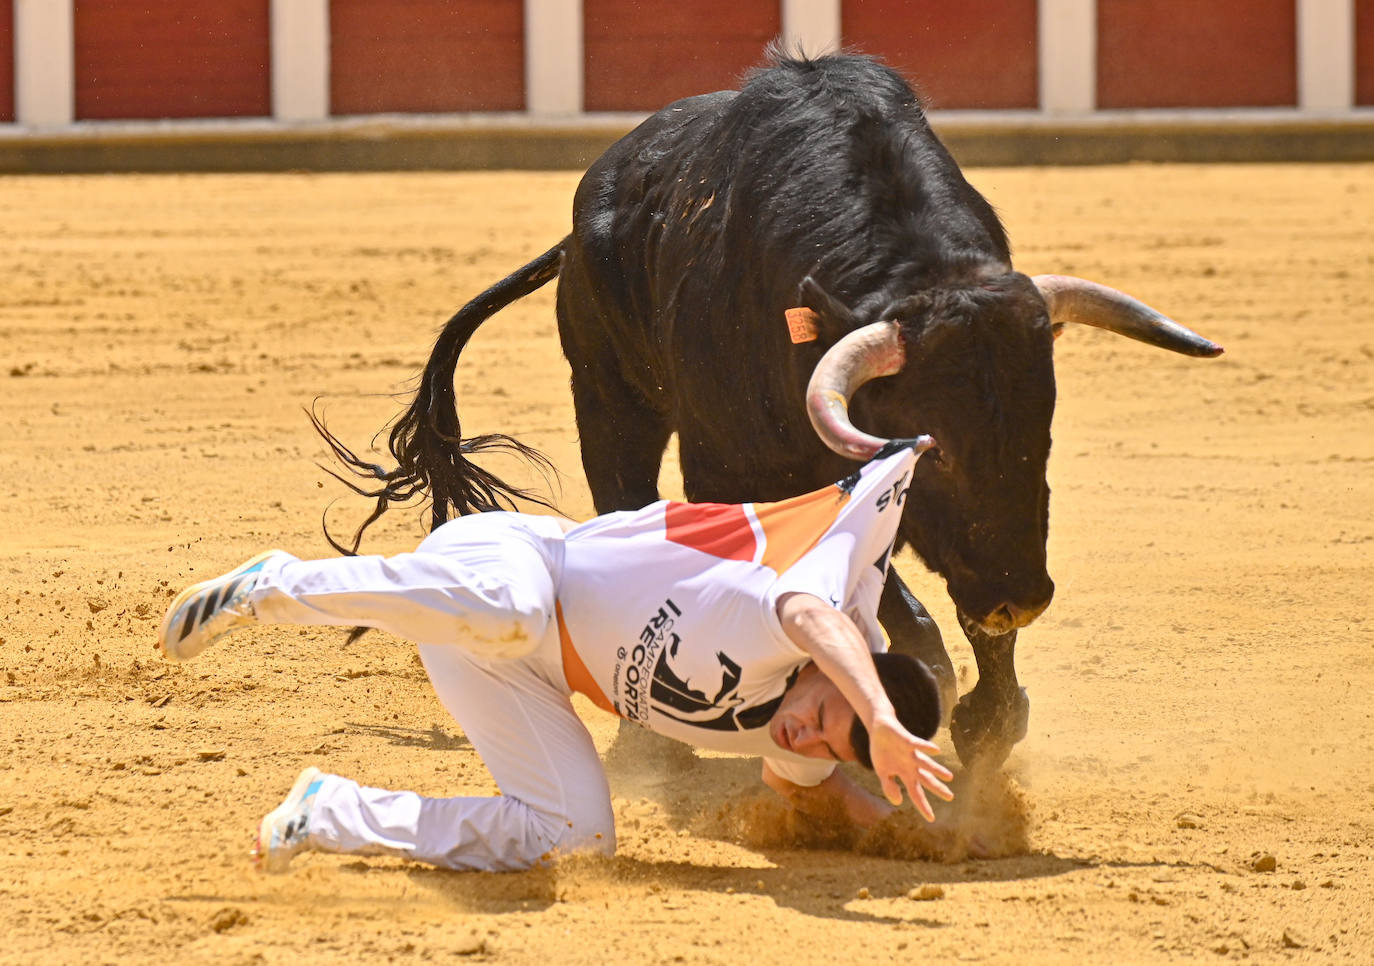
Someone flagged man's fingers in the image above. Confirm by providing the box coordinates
[915,750,954,782]
[912,735,946,756]
[920,769,954,802]
[906,780,935,822]
[874,733,955,816]
[879,774,903,807]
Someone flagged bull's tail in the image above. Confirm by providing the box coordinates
[313,241,566,554]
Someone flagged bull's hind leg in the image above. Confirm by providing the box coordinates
[557,279,672,514]
[566,370,672,514]
[878,575,957,727]
[949,617,1030,768]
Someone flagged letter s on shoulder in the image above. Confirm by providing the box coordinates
[875,472,909,512]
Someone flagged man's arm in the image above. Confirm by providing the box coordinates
[761,760,895,828]
[775,591,953,820]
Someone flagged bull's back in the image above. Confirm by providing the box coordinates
[569,90,737,308]
[557,91,736,403]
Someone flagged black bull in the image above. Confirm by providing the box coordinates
[321,52,1222,766]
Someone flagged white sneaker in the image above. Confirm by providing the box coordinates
[253,767,325,874]
[157,550,287,662]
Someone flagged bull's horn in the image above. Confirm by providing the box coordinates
[1032,274,1223,358]
[806,320,909,460]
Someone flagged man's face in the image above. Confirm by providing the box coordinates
[768,664,859,762]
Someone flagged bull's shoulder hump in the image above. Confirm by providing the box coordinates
[586,91,736,175]
[573,91,736,236]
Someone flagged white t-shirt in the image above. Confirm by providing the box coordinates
[556,443,919,787]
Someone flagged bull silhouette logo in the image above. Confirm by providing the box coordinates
[650,641,784,732]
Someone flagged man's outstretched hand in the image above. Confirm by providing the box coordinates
[867,717,954,821]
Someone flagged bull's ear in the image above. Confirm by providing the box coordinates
[797,276,857,343]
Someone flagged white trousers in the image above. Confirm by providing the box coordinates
[248,512,615,871]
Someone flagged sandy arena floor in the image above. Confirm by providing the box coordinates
[0,163,1371,965]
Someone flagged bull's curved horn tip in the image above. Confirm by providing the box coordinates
[1184,339,1225,359]
[913,434,937,454]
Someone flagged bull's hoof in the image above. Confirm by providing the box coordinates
[950,686,1030,768]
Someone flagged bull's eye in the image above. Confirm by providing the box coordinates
[924,445,947,467]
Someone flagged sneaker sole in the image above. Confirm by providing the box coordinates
[158,549,285,662]
[254,766,324,874]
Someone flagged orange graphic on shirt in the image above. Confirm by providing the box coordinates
[664,485,850,575]
[755,485,851,575]
[556,600,618,716]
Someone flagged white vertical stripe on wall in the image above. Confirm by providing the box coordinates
[272,0,330,121]
[1297,0,1354,111]
[1038,0,1095,114]
[526,0,583,116]
[782,0,842,57]
[14,0,74,127]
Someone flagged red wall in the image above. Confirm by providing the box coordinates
[13,1,1368,123]
[1357,0,1374,106]
[0,0,13,122]
[1097,0,1297,108]
[843,0,1038,109]
[583,0,779,111]
[329,0,524,114]
[73,0,271,120]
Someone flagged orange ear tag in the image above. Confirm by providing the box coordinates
[785,306,820,344]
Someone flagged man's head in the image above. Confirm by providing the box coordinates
[768,653,942,767]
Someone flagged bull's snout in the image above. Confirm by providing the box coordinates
[959,571,1054,636]
[980,595,1051,635]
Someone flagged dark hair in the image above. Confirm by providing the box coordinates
[849,652,942,770]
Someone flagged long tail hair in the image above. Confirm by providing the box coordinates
[313,241,567,555]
